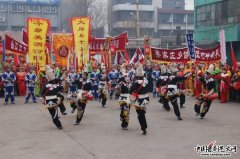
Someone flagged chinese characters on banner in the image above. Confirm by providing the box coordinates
[71,17,90,69]
[89,31,128,53]
[186,33,196,61]
[27,18,49,71]
[5,35,28,55]
[150,45,221,63]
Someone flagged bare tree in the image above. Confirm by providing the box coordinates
[87,0,107,36]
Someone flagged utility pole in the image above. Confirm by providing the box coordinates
[136,0,140,47]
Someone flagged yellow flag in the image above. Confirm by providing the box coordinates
[28,18,49,71]
[71,17,90,69]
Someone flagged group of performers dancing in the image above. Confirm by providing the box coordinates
[0,61,237,135]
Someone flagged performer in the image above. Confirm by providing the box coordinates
[184,63,193,96]
[194,67,217,119]
[2,64,16,105]
[116,63,132,130]
[41,65,66,129]
[90,67,100,100]
[73,71,93,125]
[195,65,204,99]
[17,67,26,96]
[67,67,79,94]
[151,64,161,98]
[99,67,108,108]
[177,65,186,108]
[156,65,191,120]
[25,66,38,103]
[215,67,230,103]
[130,64,149,135]
[108,66,119,100]
[144,63,153,93]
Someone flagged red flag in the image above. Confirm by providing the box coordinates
[13,54,19,66]
[230,43,238,71]
[124,50,129,63]
[130,48,144,64]
[22,29,28,44]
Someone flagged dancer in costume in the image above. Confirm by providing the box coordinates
[195,65,204,99]
[156,64,191,120]
[194,65,217,119]
[99,66,108,108]
[152,64,161,98]
[72,71,93,125]
[17,67,26,96]
[25,66,38,103]
[67,67,79,94]
[41,65,66,129]
[130,64,149,135]
[2,64,16,105]
[108,66,119,100]
[90,67,100,100]
[215,67,230,103]
[177,64,186,108]
[116,63,132,130]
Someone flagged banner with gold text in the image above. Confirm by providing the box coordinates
[27,18,49,71]
[71,17,90,69]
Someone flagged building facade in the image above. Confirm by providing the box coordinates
[108,0,194,49]
[0,0,87,34]
[194,0,240,63]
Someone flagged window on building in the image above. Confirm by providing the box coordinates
[28,5,40,12]
[112,0,152,5]
[159,13,171,23]
[140,11,153,22]
[197,0,240,28]
[11,26,23,31]
[187,14,194,24]
[44,6,57,13]
[11,4,24,12]
[160,30,170,36]
[173,14,184,24]
[0,4,6,11]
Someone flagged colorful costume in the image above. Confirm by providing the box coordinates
[2,70,16,105]
[25,71,37,103]
[17,71,26,96]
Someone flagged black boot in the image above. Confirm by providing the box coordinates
[142,129,147,135]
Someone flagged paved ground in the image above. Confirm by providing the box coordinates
[0,96,240,159]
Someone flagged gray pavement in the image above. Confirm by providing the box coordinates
[0,96,239,159]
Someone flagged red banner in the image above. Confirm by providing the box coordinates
[5,35,28,55]
[22,29,28,45]
[151,45,221,63]
[89,31,128,53]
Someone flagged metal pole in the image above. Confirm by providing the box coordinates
[136,0,140,47]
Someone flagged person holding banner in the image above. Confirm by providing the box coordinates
[2,64,16,105]
[24,66,38,104]
[130,64,149,135]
